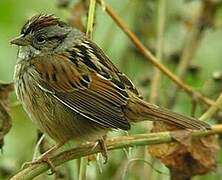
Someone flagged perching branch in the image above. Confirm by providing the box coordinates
[10,125,222,180]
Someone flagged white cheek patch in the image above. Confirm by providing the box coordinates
[18,46,41,59]
[18,47,27,59]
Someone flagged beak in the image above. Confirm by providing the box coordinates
[10,35,30,46]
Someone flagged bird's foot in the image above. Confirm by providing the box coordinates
[98,136,108,164]
[90,138,108,163]
[22,155,56,174]
[22,143,63,174]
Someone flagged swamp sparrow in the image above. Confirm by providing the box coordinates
[11,14,210,164]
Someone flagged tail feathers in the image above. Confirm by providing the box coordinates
[127,98,211,130]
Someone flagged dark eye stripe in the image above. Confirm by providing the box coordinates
[46,35,64,41]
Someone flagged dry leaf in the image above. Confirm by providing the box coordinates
[149,122,219,177]
[0,82,14,149]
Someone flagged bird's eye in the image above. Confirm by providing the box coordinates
[35,35,46,44]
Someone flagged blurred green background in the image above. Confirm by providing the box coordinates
[1,0,222,179]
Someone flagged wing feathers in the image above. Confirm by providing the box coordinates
[32,53,131,130]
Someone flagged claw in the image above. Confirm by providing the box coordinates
[98,137,108,164]
[21,143,63,174]
[22,156,56,174]
[90,137,108,164]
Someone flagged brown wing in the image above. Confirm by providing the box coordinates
[31,50,131,130]
[72,40,141,97]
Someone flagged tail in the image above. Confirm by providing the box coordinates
[125,97,211,130]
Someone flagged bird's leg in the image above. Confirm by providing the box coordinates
[32,131,46,161]
[22,143,63,174]
[98,135,108,164]
[89,136,108,163]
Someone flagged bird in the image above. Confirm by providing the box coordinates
[11,14,210,167]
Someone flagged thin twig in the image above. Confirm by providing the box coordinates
[81,1,97,178]
[167,0,218,108]
[200,93,222,121]
[86,0,96,38]
[78,157,87,180]
[95,0,215,107]
[148,1,167,179]
[10,124,222,180]
[150,0,166,104]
